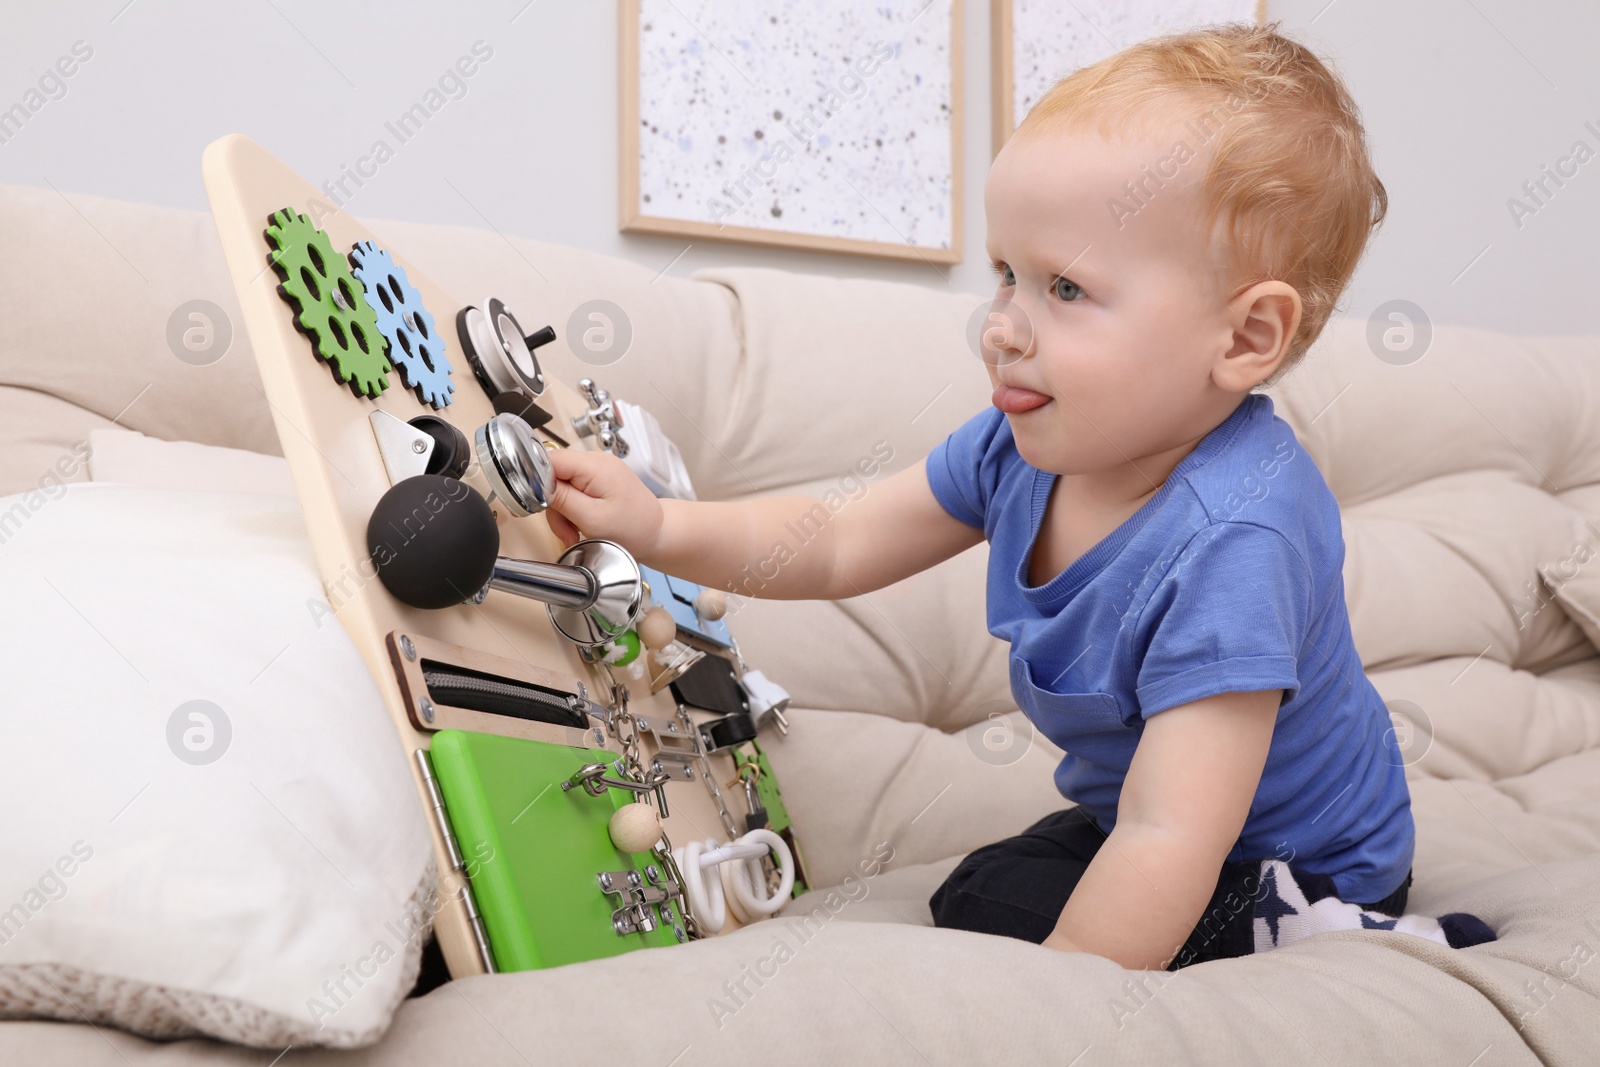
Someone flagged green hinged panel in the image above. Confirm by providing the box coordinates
[428,729,678,970]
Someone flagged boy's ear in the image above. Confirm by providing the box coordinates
[1217,281,1302,391]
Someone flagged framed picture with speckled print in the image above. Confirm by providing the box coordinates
[619,0,963,265]
[991,0,1266,157]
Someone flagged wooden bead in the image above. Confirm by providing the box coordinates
[608,803,662,853]
[637,606,677,650]
[694,588,728,620]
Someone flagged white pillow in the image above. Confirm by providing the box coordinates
[88,426,295,497]
[0,483,432,1048]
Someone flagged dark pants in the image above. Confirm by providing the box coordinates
[929,806,1413,970]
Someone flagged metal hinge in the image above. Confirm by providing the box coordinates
[415,747,497,973]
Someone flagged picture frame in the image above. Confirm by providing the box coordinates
[990,0,1266,157]
[618,0,964,265]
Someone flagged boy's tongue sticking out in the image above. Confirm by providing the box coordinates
[991,383,1051,413]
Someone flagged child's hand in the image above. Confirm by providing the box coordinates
[544,447,664,555]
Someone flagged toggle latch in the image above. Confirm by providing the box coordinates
[597,865,686,940]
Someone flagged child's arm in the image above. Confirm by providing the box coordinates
[544,448,985,600]
[1042,688,1280,970]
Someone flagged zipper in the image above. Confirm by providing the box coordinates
[422,660,589,731]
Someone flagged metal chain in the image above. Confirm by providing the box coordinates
[678,701,740,838]
[596,662,647,781]
[595,660,704,940]
[606,653,788,908]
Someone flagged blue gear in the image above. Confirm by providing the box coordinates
[348,241,455,409]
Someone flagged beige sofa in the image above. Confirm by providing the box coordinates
[3,180,1599,1064]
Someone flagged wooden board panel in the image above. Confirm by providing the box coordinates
[201,133,769,977]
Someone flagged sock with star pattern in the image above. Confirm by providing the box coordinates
[1252,859,1497,953]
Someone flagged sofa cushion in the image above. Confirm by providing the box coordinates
[0,184,280,475]
[88,426,295,496]
[0,483,433,1048]
[5,846,1598,1065]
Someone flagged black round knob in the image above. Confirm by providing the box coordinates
[367,475,499,609]
[524,324,556,350]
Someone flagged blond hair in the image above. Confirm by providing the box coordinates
[1012,21,1386,384]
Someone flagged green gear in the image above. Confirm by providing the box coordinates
[263,208,391,398]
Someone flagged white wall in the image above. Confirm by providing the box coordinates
[0,0,1594,337]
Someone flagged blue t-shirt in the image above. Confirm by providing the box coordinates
[925,393,1414,903]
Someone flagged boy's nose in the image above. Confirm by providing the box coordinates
[981,298,1033,366]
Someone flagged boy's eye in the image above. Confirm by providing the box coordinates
[989,260,1014,287]
[1053,275,1084,302]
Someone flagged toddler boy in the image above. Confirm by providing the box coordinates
[543,21,1496,971]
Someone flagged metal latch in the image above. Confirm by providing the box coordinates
[633,709,704,782]
[598,865,685,941]
[563,760,674,819]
